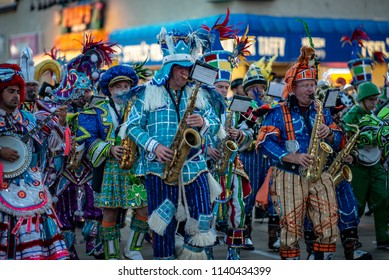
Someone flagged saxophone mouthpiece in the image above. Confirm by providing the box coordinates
[182,75,189,80]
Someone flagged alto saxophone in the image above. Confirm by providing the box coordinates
[328,123,359,187]
[163,82,202,184]
[299,98,333,182]
[119,99,138,170]
[214,110,238,175]
[68,136,82,171]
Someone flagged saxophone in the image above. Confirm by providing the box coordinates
[214,110,239,175]
[119,99,138,170]
[299,98,333,182]
[328,123,359,187]
[68,137,83,170]
[163,82,202,184]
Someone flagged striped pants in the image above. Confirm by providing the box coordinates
[146,173,213,259]
[270,168,338,259]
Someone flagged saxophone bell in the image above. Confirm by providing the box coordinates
[332,165,352,187]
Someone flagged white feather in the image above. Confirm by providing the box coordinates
[143,85,166,111]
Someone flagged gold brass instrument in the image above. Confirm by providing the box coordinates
[163,82,202,184]
[68,138,83,171]
[299,98,333,182]
[214,110,238,175]
[328,123,359,186]
[119,99,138,170]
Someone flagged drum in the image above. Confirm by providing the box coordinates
[0,134,32,178]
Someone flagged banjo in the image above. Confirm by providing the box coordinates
[0,108,60,179]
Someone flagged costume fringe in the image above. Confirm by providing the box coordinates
[216,124,227,140]
[193,87,207,110]
[184,217,200,236]
[148,210,169,236]
[187,229,217,247]
[144,85,166,111]
[177,246,208,260]
[208,173,222,203]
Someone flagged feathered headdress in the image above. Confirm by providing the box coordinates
[50,32,117,101]
[231,26,255,67]
[281,45,317,100]
[341,26,385,85]
[201,9,254,83]
[152,27,203,86]
[242,55,277,92]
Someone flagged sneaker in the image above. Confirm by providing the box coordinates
[377,240,389,249]
[353,250,373,260]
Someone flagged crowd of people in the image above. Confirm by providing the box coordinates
[0,12,388,260]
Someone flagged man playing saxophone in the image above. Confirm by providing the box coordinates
[126,28,220,260]
[77,64,148,260]
[257,46,341,260]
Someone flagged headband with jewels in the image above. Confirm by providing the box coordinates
[152,27,203,86]
[50,32,116,101]
[200,9,254,84]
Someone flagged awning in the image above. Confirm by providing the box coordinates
[109,14,389,64]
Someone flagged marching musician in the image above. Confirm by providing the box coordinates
[201,13,253,260]
[44,46,107,260]
[239,58,278,251]
[342,81,389,250]
[76,64,146,260]
[256,46,341,260]
[0,63,69,260]
[126,28,220,260]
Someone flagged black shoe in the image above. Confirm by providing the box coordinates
[377,240,389,249]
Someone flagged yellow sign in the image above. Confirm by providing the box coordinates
[55,30,108,52]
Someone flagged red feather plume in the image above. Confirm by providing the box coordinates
[200,8,237,40]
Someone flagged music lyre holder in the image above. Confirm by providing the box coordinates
[189,60,218,86]
[229,95,252,113]
[324,88,340,108]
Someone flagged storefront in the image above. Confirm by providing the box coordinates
[109,13,389,86]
